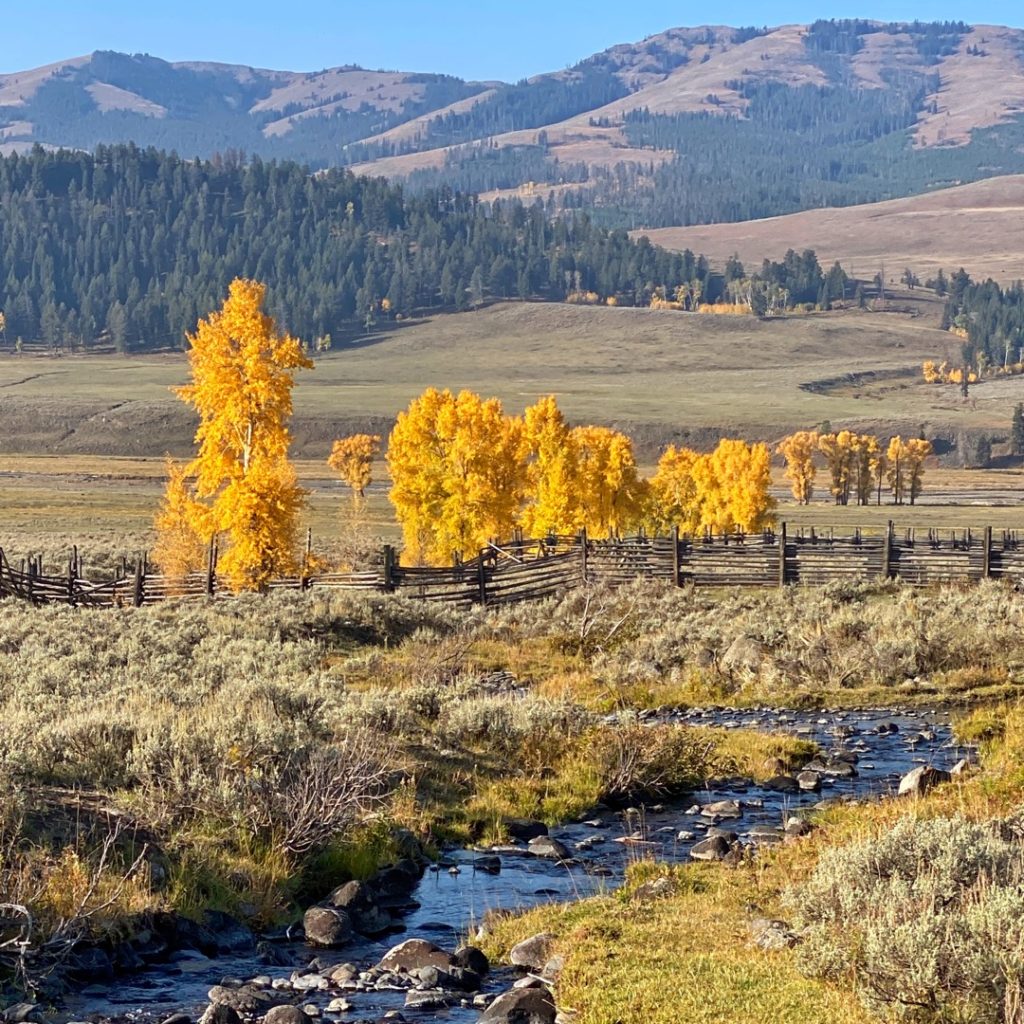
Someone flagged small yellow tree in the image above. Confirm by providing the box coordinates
[571,425,647,538]
[152,459,208,578]
[904,437,933,505]
[520,395,578,538]
[851,434,880,506]
[165,278,312,591]
[328,434,381,500]
[649,445,703,534]
[777,431,818,505]
[886,436,908,505]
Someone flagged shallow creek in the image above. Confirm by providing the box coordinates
[70,706,968,1024]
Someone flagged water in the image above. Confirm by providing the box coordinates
[68,706,968,1023]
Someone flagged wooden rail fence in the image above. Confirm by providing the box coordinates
[2,523,1023,609]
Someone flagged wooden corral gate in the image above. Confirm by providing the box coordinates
[1,523,1022,609]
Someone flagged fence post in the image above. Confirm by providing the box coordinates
[67,549,76,607]
[671,525,681,587]
[983,525,992,580]
[206,536,217,597]
[881,520,894,580]
[382,544,396,592]
[133,560,144,607]
[778,521,787,588]
[476,554,488,606]
[579,527,589,585]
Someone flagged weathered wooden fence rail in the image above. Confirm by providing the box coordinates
[2,523,1023,609]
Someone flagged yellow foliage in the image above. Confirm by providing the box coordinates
[170,278,312,591]
[387,388,525,565]
[570,425,647,538]
[152,458,208,578]
[922,360,941,384]
[702,303,752,316]
[776,431,818,505]
[520,395,578,538]
[605,296,619,307]
[649,295,684,311]
[691,439,775,534]
[886,435,933,505]
[949,325,969,339]
[649,446,703,533]
[565,290,601,305]
[327,434,381,499]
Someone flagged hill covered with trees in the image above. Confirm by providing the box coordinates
[7,22,1024,231]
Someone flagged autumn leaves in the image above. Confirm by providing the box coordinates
[155,279,937,588]
[386,391,776,565]
[778,430,933,507]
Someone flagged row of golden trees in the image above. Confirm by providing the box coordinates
[385,391,775,565]
[153,279,935,588]
[777,430,933,507]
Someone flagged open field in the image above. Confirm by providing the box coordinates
[0,300,1014,461]
[640,174,1024,284]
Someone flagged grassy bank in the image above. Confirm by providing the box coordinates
[481,702,1024,1024]
[3,578,1024,1004]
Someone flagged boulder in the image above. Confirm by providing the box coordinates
[404,990,455,1010]
[720,635,767,675]
[632,877,675,901]
[262,1008,308,1024]
[473,855,502,874]
[700,800,742,819]
[479,988,557,1024]
[453,945,490,977]
[203,910,256,953]
[689,835,731,862]
[376,938,454,973]
[207,986,284,1014]
[749,917,800,951]
[199,1007,241,1024]
[413,964,481,991]
[509,933,555,971]
[527,836,572,861]
[797,771,821,792]
[764,775,800,794]
[326,880,392,935]
[505,819,549,842]
[898,764,951,797]
[302,906,353,948]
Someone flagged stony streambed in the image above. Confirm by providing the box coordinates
[65,707,968,1024]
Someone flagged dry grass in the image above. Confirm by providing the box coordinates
[641,174,1024,284]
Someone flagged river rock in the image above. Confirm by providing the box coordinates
[263,1007,308,1024]
[701,800,742,819]
[473,855,502,874]
[797,771,821,792]
[302,907,353,948]
[527,835,571,860]
[479,988,557,1024]
[324,998,351,1014]
[327,962,358,984]
[632,877,675,901]
[376,938,454,972]
[404,989,455,1010]
[199,1006,241,1024]
[0,1006,43,1024]
[764,775,800,794]
[207,985,284,1014]
[505,819,549,842]
[898,764,951,797]
[203,910,256,953]
[509,933,555,971]
[453,945,490,977]
[327,880,392,935]
[749,917,800,950]
[413,964,482,991]
[690,835,731,861]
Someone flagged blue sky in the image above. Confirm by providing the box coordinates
[3,2,1024,80]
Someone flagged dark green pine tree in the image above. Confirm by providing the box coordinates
[1012,403,1024,457]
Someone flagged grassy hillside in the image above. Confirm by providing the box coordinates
[640,175,1024,284]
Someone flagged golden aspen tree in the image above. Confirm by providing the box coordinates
[776,431,818,504]
[852,434,880,506]
[520,395,578,538]
[152,458,208,579]
[169,278,312,591]
[904,437,933,505]
[886,436,908,505]
[386,388,525,564]
[649,445,703,534]
[871,443,888,506]
[571,425,647,538]
[693,439,775,534]
[818,431,857,505]
[327,434,381,500]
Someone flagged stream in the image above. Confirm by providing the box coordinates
[67,706,969,1024]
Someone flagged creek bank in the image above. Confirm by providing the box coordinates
[52,705,967,1024]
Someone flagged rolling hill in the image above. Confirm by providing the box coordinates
[6,21,1024,231]
[639,175,1024,284]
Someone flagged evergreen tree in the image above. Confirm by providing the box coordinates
[1012,403,1024,457]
